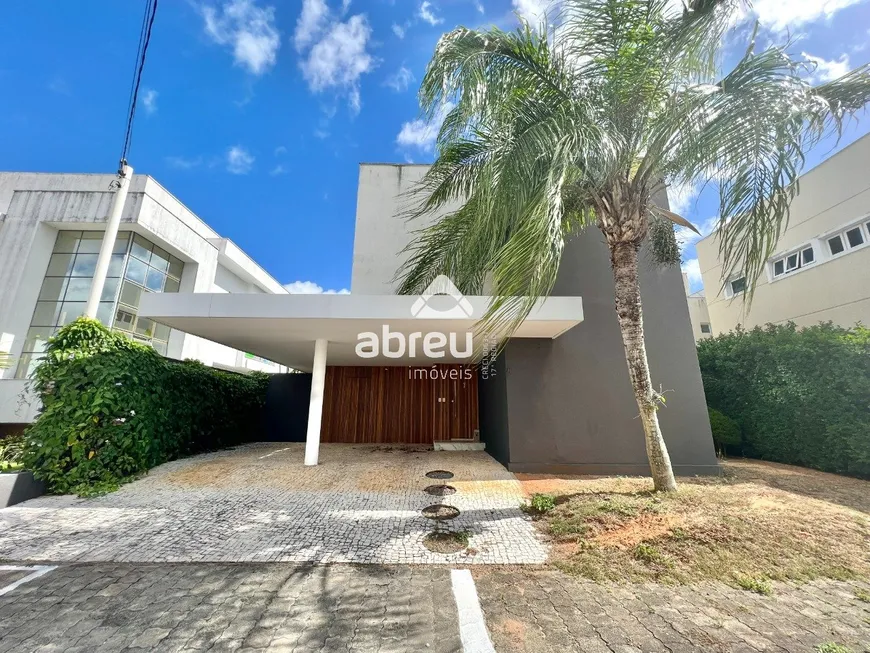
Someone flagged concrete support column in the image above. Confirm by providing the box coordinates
[304,338,328,466]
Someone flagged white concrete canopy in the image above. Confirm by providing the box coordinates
[139,293,584,370]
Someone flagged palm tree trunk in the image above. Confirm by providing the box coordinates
[609,240,678,492]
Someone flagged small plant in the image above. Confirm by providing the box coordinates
[522,493,556,515]
[0,434,26,473]
[422,530,471,553]
[854,589,870,603]
[816,643,853,653]
[633,543,671,567]
[734,574,773,596]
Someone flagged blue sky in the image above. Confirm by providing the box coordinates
[0,0,869,295]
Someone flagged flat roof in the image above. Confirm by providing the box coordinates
[139,293,584,370]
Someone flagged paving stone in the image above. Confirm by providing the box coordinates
[0,443,546,565]
[474,570,870,653]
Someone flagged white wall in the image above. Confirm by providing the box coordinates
[0,172,287,424]
[697,134,870,333]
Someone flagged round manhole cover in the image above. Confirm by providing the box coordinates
[425,470,454,480]
[422,504,460,521]
[424,484,457,496]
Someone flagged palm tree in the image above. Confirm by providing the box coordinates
[397,0,870,491]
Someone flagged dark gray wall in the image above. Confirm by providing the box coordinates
[476,357,510,466]
[503,225,719,475]
[265,373,312,442]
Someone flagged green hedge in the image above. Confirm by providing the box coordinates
[697,322,870,478]
[707,407,741,455]
[24,318,270,494]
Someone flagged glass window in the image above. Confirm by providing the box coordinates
[801,247,814,265]
[145,267,165,292]
[114,309,135,332]
[96,301,114,326]
[154,323,171,341]
[135,317,155,338]
[163,276,180,293]
[47,253,75,276]
[107,253,126,277]
[24,327,54,354]
[152,340,168,356]
[773,260,784,276]
[119,281,142,309]
[168,257,184,280]
[32,301,61,327]
[57,302,86,326]
[113,232,131,254]
[131,234,152,263]
[846,227,864,248]
[64,277,92,302]
[125,257,148,285]
[54,231,81,253]
[150,246,170,272]
[71,253,99,277]
[828,235,845,255]
[700,323,712,334]
[14,353,44,380]
[38,277,68,302]
[76,232,104,254]
[786,253,799,271]
[730,277,746,295]
[101,277,121,302]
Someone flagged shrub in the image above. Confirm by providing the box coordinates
[0,433,26,472]
[708,407,741,455]
[697,323,870,478]
[522,492,556,515]
[23,318,270,494]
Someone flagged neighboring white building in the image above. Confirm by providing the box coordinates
[0,172,288,427]
[697,133,870,334]
[682,273,712,340]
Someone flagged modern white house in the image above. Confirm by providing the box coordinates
[0,172,288,430]
[140,164,718,474]
[682,273,712,341]
[696,132,870,333]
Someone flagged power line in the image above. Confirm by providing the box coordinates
[118,0,158,173]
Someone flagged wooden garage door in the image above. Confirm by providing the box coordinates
[320,365,479,444]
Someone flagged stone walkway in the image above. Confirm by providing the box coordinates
[0,443,546,565]
[0,563,463,653]
[475,569,870,653]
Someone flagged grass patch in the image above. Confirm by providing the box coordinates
[854,589,870,603]
[0,461,24,473]
[521,493,556,516]
[816,643,853,653]
[423,530,470,554]
[734,574,773,596]
[525,459,870,587]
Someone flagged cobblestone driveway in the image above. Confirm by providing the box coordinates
[475,569,870,653]
[0,444,546,565]
[0,563,463,653]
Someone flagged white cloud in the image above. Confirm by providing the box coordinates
[747,0,866,31]
[294,0,329,51]
[384,65,414,92]
[142,88,158,115]
[681,258,703,290]
[392,23,406,38]
[667,179,700,218]
[512,0,551,25]
[802,51,850,82]
[295,2,377,114]
[675,215,719,251]
[284,281,350,294]
[226,145,255,174]
[274,145,288,155]
[166,155,203,169]
[473,0,485,13]
[270,164,288,175]
[418,1,443,25]
[396,102,454,152]
[202,0,280,75]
